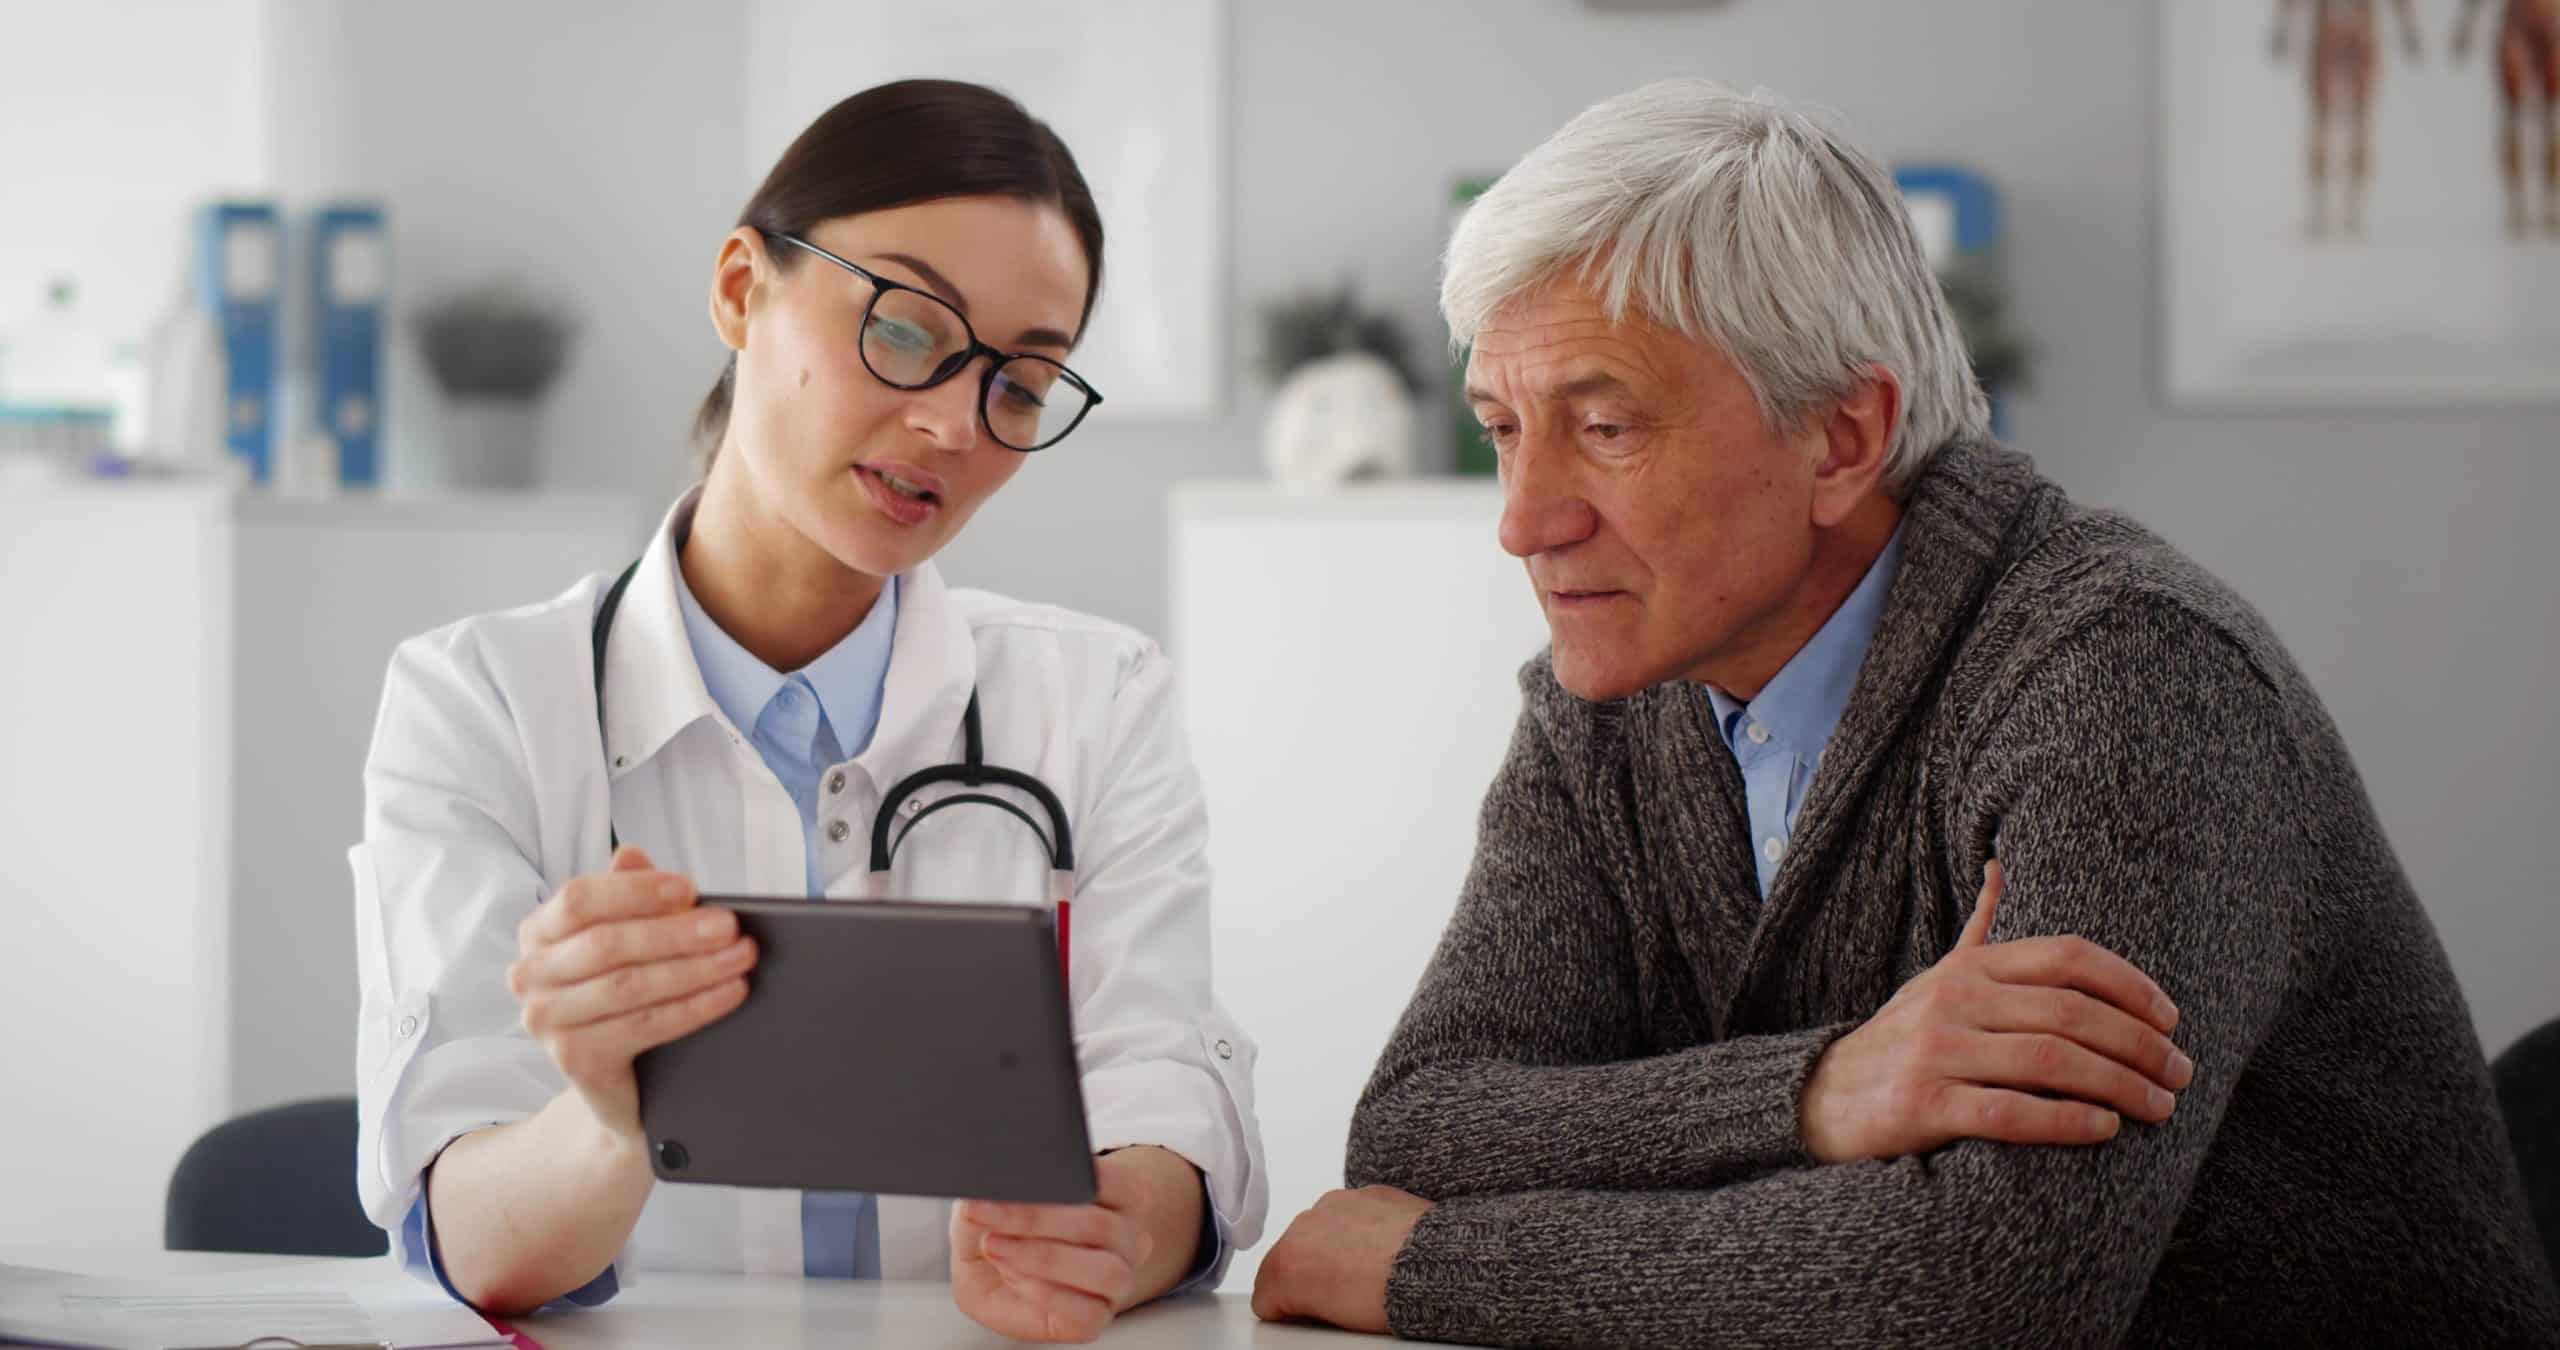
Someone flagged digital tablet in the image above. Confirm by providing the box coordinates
[635,898,1095,1204]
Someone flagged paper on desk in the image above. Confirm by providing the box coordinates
[0,1259,510,1350]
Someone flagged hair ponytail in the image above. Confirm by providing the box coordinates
[692,356,737,470]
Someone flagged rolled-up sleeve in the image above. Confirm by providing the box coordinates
[352,630,627,1296]
[1065,643,1268,1267]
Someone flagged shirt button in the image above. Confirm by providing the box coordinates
[827,770,847,795]
[1763,837,1785,863]
[826,819,851,844]
[1214,1040,1234,1061]
[1746,722,1771,746]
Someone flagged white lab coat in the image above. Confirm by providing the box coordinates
[351,491,1267,1282]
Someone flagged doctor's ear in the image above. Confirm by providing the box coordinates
[707,227,771,355]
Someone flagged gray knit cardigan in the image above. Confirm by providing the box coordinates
[1346,441,2560,1347]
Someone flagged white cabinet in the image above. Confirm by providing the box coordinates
[1167,481,1549,1290]
[0,482,647,1251]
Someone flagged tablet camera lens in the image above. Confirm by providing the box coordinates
[658,1138,691,1172]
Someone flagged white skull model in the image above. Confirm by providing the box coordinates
[1262,351,1416,488]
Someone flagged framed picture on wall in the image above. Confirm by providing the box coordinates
[2160,0,2560,406]
[743,0,1228,419]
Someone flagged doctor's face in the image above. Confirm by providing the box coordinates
[713,196,1092,578]
[1471,283,1831,703]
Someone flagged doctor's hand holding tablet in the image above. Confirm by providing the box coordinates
[507,846,749,1143]
[495,843,1207,1342]
[352,78,1265,1343]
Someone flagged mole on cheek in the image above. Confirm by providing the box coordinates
[798,369,810,388]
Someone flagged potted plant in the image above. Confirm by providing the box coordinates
[1937,257,2030,425]
[411,285,576,490]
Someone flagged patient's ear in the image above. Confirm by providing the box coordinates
[1809,365,1901,529]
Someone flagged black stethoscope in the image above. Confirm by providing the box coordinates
[588,557,1080,973]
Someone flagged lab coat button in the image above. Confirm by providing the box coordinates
[826,819,851,844]
[827,770,847,795]
[1214,1039,1233,1060]
[397,1015,418,1039]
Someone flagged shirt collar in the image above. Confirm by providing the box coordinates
[672,549,898,760]
[1705,522,1907,761]
[603,487,974,782]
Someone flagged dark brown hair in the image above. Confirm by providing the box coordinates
[693,79,1106,465]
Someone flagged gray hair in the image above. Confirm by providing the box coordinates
[1442,79,1989,490]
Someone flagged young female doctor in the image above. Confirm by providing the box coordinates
[349,80,1265,1340]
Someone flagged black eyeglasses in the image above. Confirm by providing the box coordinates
[763,231,1102,452]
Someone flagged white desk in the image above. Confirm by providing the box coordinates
[3,1250,1436,1349]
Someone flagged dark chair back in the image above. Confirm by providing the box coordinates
[165,1096,387,1257]
[2493,1017,2560,1286]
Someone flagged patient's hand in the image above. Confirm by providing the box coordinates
[1800,860,2195,1164]
[1251,1185,1432,1335]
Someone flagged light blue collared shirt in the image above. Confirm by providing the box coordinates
[676,558,898,1282]
[675,566,897,900]
[1705,525,1905,896]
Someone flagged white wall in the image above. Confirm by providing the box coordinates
[0,0,274,413]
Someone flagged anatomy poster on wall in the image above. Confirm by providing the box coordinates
[2162,0,2560,405]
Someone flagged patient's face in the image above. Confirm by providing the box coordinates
[1470,283,1829,702]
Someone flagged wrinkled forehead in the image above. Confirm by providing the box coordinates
[1466,285,1698,403]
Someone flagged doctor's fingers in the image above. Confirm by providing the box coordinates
[543,975,751,1083]
[962,1202,1153,1268]
[519,870,699,949]
[981,1264,1115,1344]
[981,1235,1141,1309]
[520,937,757,1034]
[511,907,740,992]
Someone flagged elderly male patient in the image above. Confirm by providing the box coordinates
[1249,79,2560,1346]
